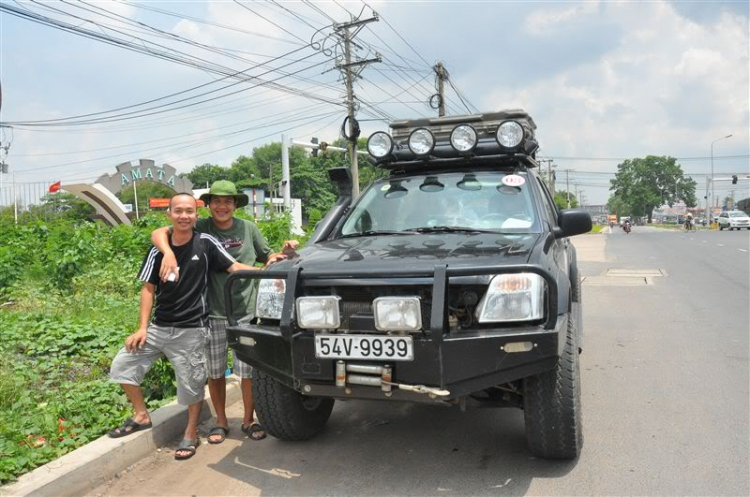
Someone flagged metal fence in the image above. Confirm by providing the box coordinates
[0,179,59,218]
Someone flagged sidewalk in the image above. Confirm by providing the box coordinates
[1,378,242,497]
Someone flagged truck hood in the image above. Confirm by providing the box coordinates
[276,232,541,273]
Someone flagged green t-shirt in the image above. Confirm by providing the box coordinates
[195,217,272,319]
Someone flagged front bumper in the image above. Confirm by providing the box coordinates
[228,318,564,403]
[225,264,563,403]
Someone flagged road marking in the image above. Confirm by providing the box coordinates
[717,244,724,247]
[702,240,707,243]
[739,249,748,253]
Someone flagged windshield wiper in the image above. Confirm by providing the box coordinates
[405,226,503,234]
[338,230,415,239]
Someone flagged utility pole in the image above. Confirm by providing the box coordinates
[334,15,380,199]
[565,170,571,208]
[434,62,447,117]
[537,159,555,195]
[281,134,290,210]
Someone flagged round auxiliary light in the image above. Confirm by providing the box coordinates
[408,128,435,157]
[496,120,524,149]
[450,124,478,153]
[367,132,394,159]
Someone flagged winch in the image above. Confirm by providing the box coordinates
[335,360,450,398]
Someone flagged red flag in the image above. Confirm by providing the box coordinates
[48,181,61,193]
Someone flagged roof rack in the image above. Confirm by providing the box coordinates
[366,110,539,169]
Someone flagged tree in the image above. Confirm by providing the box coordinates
[119,181,176,212]
[606,194,631,217]
[609,155,696,223]
[182,163,230,188]
[229,155,262,188]
[27,192,95,221]
[554,191,578,210]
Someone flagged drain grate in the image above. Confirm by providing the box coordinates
[582,276,649,286]
[605,269,666,277]
[582,269,666,286]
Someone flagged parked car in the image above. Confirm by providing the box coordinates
[717,211,750,230]
[226,110,591,460]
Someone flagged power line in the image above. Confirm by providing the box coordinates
[0,2,343,114]
[232,0,308,45]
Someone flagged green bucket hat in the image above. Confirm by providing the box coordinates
[199,180,249,208]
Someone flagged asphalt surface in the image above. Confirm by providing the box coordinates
[95,228,749,496]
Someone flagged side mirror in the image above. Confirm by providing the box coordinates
[555,209,592,238]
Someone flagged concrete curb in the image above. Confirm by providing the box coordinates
[1,376,243,497]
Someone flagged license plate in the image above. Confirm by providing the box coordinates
[314,334,414,361]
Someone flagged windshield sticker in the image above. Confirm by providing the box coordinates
[502,175,525,187]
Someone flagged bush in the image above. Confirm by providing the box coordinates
[0,210,308,483]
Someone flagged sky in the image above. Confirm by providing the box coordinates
[0,0,748,207]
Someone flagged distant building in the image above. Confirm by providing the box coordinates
[581,204,607,223]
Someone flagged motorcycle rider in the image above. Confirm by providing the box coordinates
[685,213,694,231]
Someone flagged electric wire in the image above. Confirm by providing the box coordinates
[0,2,343,116]
[20,108,337,173]
[232,0,308,45]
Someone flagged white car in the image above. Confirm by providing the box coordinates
[717,211,750,230]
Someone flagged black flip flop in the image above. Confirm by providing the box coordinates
[241,422,267,441]
[207,426,229,444]
[175,438,200,460]
[108,418,153,438]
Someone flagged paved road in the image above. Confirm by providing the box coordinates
[96,229,749,496]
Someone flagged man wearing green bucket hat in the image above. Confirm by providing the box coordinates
[151,180,298,443]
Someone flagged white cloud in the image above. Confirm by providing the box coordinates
[524,1,600,35]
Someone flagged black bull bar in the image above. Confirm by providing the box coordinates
[225,265,561,399]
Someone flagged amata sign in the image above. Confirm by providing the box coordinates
[95,159,193,195]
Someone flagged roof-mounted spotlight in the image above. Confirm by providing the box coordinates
[408,128,435,157]
[450,124,478,153]
[367,132,394,159]
[495,120,524,149]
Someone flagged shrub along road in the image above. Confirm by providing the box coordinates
[95,230,749,496]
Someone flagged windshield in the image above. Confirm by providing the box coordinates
[729,212,746,217]
[338,171,540,237]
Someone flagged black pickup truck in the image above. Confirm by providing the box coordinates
[226,110,591,459]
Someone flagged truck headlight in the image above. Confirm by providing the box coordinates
[374,297,422,331]
[256,278,286,320]
[296,296,341,329]
[495,121,524,149]
[367,132,394,159]
[475,273,544,323]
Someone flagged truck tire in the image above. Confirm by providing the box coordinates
[253,370,335,441]
[523,308,583,459]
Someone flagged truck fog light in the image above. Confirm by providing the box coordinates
[374,297,422,331]
[296,296,341,329]
[495,121,524,149]
[450,124,478,153]
[408,128,435,157]
[476,273,544,323]
[256,279,286,320]
[367,132,394,159]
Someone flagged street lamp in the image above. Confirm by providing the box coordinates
[708,134,733,222]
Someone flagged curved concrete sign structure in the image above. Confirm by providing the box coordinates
[62,159,194,225]
[95,159,193,194]
[63,183,132,226]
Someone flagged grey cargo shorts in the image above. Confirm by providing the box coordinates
[109,324,210,405]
